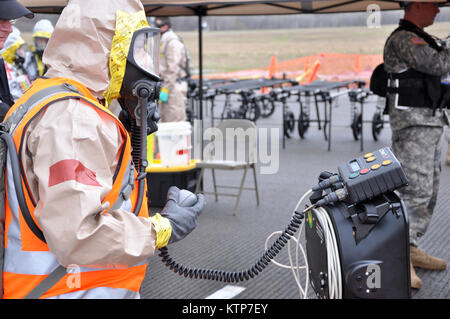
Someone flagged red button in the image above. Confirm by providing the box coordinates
[360,168,370,175]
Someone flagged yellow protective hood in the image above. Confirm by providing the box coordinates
[103,10,149,106]
[43,0,146,99]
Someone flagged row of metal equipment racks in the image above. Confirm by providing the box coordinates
[186,77,387,151]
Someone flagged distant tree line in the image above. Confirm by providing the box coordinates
[15,8,450,33]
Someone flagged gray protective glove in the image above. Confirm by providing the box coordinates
[160,186,205,244]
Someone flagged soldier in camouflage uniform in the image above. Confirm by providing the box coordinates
[154,17,188,122]
[384,1,447,289]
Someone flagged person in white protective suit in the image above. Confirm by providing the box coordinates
[1,0,204,299]
[25,19,54,81]
[154,17,189,122]
[0,26,31,101]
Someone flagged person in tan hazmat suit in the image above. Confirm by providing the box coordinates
[154,17,189,122]
[1,0,204,299]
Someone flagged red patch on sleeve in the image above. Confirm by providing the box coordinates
[49,159,102,187]
[411,37,427,45]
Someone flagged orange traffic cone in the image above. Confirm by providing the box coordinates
[268,55,276,79]
[261,55,277,93]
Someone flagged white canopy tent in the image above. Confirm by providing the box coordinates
[18,1,450,15]
[17,0,449,120]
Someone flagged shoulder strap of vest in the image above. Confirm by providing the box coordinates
[401,19,442,52]
[109,161,135,211]
[2,82,81,134]
[386,19,443,52]
[24,265,66,299]
[1,82,83,245]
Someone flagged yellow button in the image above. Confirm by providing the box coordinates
[382,160,392,166]
[364,153,374,159]
[366,156,376,163]
[371,164,381,170]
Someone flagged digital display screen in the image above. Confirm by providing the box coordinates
[349,160,360,172]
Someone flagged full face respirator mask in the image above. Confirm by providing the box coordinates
[33,37,48,59]
[118,27,161,136]
[115,26,162,216]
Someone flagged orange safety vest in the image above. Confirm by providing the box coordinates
[2,77,149,299]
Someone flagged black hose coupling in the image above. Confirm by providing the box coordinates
[312,174,341,191]
[315,188,348,207]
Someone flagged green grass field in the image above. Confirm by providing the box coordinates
[178,21,450,74]
[21,21,450,75]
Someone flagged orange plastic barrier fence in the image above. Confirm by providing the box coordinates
[205,53,383,86]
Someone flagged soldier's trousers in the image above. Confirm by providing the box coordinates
[391,126,443,247]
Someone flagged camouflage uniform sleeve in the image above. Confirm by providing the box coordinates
[391,31,450,76]
[384,30,448,131]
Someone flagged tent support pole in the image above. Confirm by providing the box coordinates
[197,10,204,162]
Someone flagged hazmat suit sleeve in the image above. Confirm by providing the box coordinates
[23,98,158,269]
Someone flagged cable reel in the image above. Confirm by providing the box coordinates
[304,148,411,299]
[157,147,411,299]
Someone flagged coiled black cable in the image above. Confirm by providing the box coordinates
[158,210,304,283]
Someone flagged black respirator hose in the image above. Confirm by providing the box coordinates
[130,120,142,171]
[131,87,150,216]
[130,119,145,217]
[158,210,304,282]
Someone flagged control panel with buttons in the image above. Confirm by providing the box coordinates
[337,147,408,204]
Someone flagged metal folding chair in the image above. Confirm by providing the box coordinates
[195,119,260,215]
